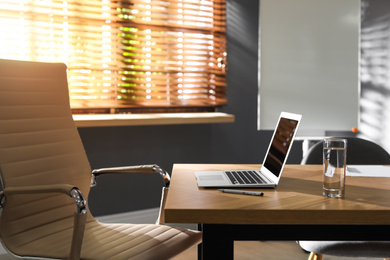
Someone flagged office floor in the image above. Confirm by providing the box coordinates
[0,241,383,260]
[170,241,383,260]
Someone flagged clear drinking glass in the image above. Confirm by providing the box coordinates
[323,138,347,198]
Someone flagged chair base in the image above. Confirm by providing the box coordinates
[308,252,323,260]
[308,252,390,260]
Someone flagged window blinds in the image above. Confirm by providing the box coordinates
[0,0,227,113]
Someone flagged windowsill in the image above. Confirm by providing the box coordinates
[73,112,235,127]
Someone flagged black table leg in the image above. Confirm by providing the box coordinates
[200,224,234,260]
[197,224,202,260]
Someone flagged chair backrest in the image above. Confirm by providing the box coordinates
[0,59,92,254]
[301,137,390,165]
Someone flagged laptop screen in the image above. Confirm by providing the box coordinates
[263,116,300,177]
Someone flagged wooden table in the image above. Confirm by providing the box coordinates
[164,164,390,260]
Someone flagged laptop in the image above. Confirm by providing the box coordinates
[195,112,302,188]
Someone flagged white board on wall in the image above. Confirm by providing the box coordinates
[258,0,360,136]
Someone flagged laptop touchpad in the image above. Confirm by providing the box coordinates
[199,175,224,181]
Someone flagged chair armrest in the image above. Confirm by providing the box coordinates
[1,184,87,214]
[91,164,170,188]
[1,184,87,260]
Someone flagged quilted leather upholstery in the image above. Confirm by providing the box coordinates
[0,59,201,259]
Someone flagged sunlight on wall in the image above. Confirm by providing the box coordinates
[359,3,390,153]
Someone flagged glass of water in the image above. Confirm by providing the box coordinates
[323,138,347,198]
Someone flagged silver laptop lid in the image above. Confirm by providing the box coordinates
[260,112,302,184]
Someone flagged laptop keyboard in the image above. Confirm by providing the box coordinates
[225,171,268,185]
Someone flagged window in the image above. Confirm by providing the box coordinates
[0,0,227,114]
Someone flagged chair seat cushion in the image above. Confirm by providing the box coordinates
[80,221,201,260]
[299,241,390,258]
[4,217,201,260]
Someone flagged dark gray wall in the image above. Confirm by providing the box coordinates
[80,0,303,217]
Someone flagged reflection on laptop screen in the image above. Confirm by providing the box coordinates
[263,117,299,177]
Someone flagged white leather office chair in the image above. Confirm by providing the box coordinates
[0,58,202,260]
[299,137,390,260]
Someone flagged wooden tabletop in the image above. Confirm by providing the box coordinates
[164,164,390,225]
